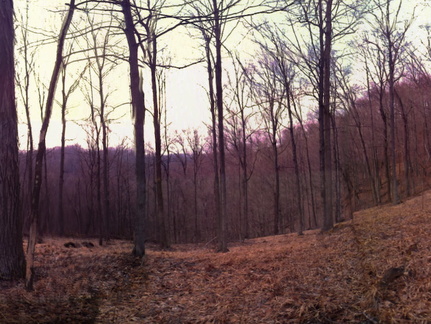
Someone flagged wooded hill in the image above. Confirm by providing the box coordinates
[19,76,431,245]
[2,188,431,323]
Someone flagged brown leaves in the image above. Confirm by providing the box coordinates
[3,191,431,322]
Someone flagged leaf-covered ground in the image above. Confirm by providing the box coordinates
[2,191,431,323]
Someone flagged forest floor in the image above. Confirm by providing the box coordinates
[2,192,431,323]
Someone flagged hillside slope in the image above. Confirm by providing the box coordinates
[2,191,431,323]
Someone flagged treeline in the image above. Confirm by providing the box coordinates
[20,75,431,244]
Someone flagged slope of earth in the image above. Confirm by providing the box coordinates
[2,191,431,323]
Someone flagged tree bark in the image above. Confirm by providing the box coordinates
[0,0,26,281]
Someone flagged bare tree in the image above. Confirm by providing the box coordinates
[121,0,147,257]
[366,0,414,204]
[79,9,120,244]
[26,0,76,290]
[185,129,205,242]
[137,1,169,249]
[247,52,287,235]
[187,0,271,251]
[225,55,258,240]
[253,25,305,234]
[287,0,368,230]
[335,62,380,207]
[58,41,87,236]
[359,33,390,203]
[16,1,36,227]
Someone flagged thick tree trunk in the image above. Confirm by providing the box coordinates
[122,0,146,257]
[0,0,26,281]
[212,0,228,252]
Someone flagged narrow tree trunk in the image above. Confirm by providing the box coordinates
[21,4,34,233]
[365,65,382,204]
[320,0,334,231]
[395,89,412,197]
[99,71,110,244]
[272,131,280,235]
[96,132,102,245]
[332,111,342,223]
[214,0,228,252]
[26,0,75,290]
[148,30,168,249]
[378,90,392,202]
[207,48,220,247]
[288,92,303,234]
[193,164,199,242]
[240,109,250,239]
[388,35,399,205]
[298,119,317,228]
[58,74,67,236]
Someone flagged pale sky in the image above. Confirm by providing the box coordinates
[15,0,225,150]
[14,0,428,150]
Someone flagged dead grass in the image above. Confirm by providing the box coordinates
[2,191,431,323]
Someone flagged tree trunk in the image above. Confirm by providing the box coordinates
[378,90,391,202]
[213,0,228,252]
[365,65,381,204]
[298,118,317,228]
[26,0,75,290]
[388,33,399,205]
[240,109,250,239]
[122,0,147,257]
[288,92,303,234]
[100,67,110,245]
[272,126,280,235]
[320,0,334,231]
[148,28,168,249]
[395,88,412,197]
[58,69,67,236]
[0,0,26,281]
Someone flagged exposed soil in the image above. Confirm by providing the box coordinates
[2,191,431,323]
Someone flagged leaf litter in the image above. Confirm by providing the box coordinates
[2,191,431,323]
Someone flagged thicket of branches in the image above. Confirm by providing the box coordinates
[19,71,431,243]
[4,0,431,283]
